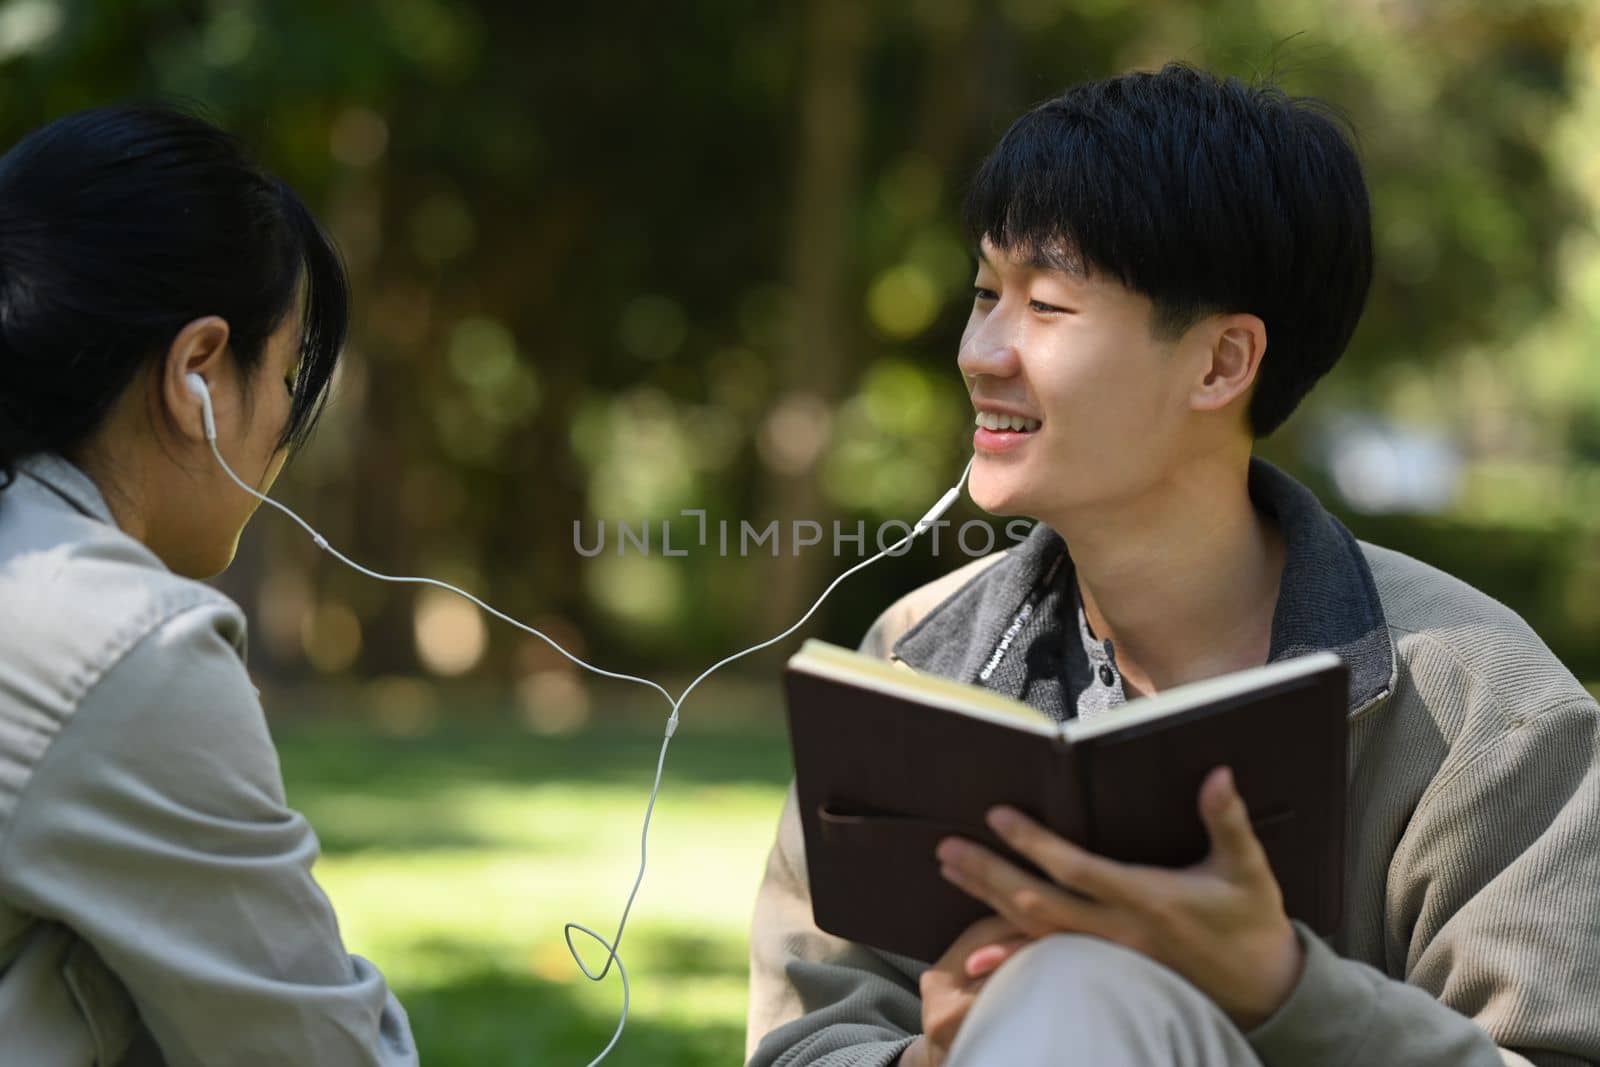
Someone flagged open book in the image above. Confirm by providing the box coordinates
[783,639,1349,963]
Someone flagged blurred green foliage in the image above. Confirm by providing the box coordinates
[5,0,1600,688]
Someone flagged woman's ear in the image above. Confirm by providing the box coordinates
[1189,313,1267,416]
[160,316,231,443]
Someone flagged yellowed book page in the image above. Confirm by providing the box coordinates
[790,639,1057,736]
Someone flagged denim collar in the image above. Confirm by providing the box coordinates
[890,458,1397,719]
[13,453,119,528]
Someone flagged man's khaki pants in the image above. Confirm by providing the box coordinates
[947,935,1263,1066]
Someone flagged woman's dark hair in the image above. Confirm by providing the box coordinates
[964,63,1373,438]
[0,103,348,489]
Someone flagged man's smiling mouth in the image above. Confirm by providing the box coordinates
[974,411,1041,433]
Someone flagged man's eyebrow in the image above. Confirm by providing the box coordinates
[1028,244,1087,278]
[970,242,1085,279]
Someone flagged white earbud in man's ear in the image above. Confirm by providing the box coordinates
[185,373,217,442]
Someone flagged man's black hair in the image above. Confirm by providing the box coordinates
[964,63,1372,437]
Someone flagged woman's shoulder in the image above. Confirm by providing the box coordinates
[0,476,245,693]
[0,472,255,822]
[0,579,269,837]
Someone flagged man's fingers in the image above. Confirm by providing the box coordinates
[1198,766,1270,880]
[934,914,1024,974]
[948,914,1023,953]
[937,839,1108,938]
[964,935,1028,979]
[984,806,1140,903]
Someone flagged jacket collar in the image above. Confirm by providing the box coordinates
[13,453,120,528]
[891,457,1397,718]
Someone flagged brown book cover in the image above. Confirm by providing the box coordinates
[783,640,1349,963]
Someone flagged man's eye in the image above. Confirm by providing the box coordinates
[973,287,999,302]
[1029,299,1068,314]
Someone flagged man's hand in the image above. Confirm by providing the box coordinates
[935,766,1303,1031]
[900,916,1027,1067]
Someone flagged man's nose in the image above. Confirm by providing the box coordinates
[958,317,1023,381]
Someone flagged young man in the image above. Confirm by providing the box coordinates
[745,65,1600,1067]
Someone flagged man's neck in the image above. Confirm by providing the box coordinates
[1050,455,1285,698]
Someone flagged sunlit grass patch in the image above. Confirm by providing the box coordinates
[274,709,791,1066]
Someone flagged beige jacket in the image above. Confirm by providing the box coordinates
[747,460,1600,1067]
[0,456,416,1066]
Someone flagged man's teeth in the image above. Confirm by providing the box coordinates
[975,412,1042,432]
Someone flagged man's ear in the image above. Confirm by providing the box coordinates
[1189,312,1267,416]
[160,316,231,443]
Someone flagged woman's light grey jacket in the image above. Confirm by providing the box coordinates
[0,455,417,1066]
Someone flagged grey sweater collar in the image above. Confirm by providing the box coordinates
[890,457,1396,719]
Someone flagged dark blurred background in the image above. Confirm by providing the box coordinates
[6,1,1599,1063]
[8,0,1598,700]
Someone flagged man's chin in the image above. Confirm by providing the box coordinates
[968,477,1035,519]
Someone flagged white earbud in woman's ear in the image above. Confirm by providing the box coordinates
[185,373,217,442]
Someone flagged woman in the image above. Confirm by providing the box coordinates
[0,106,416,1065]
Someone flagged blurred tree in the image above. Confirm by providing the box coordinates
[3,0,1598,684]
[761,0,867,632]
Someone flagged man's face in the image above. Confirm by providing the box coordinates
[958,237,1200,520]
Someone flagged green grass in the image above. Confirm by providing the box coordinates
[273,707,793,1066]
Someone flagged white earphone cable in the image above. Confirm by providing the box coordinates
[202,392,972,1065]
